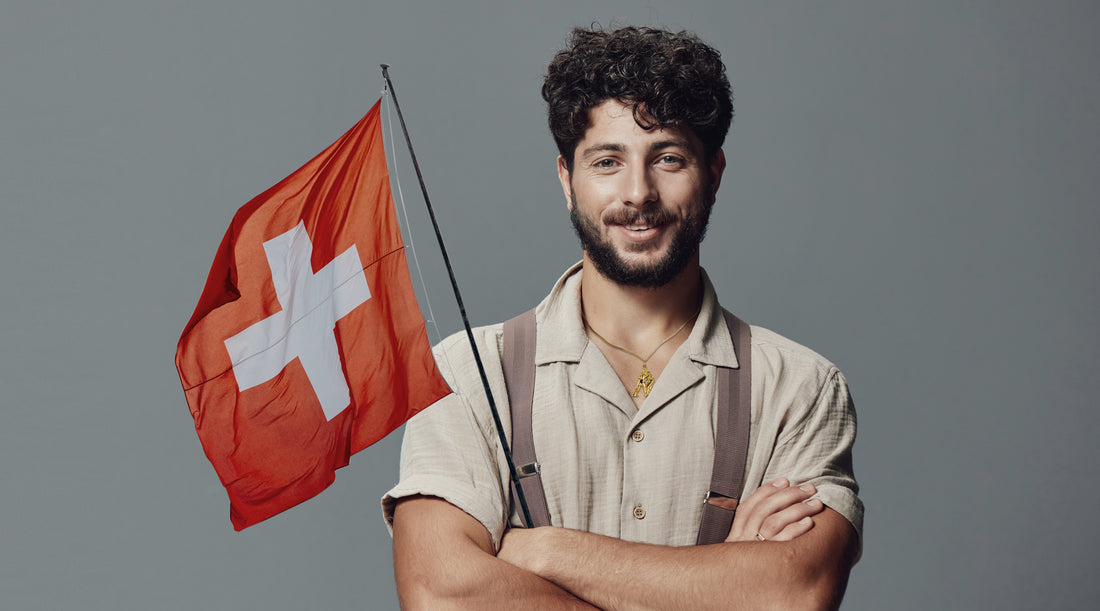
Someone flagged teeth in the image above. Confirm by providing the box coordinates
[627,225,650,231]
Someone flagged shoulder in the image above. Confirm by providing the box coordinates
[435,324,505,355]
[744,323,853,434]
[748,324,844,386]
[433,323,507,384]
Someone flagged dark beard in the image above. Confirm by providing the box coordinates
[569,198,712,288]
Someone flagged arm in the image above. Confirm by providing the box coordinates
[394,486,826,611]
[393,495,598,610]
[396,477,827,609]
[499,506,858,611]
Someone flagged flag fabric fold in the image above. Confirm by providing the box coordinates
[176,99,450,530]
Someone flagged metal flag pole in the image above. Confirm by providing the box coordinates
[379,64,534,529]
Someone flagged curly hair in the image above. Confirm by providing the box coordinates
[542,26,733,168]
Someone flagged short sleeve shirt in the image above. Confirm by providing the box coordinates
[382,263,863,551]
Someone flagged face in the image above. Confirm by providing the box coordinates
[559,99,725,288]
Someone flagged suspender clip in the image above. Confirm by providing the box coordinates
[703,490,736,506]
[517,462,541,478]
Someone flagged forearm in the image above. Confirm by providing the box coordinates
[393,496,597,610]
[502,509,857,611]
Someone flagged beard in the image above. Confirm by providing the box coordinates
[569,195,713,288]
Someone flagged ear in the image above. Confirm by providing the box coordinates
[707,149,726,204]
[556,155,574,211]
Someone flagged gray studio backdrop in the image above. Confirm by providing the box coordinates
[3,1,1097,609]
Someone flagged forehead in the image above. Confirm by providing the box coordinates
[577,99,701,156]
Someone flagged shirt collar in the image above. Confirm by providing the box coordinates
[533,262,740,370]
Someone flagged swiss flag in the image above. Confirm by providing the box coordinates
[175,100,450,530]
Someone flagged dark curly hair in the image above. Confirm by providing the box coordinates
[542,26,733,169]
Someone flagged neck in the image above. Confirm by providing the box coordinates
[579,254,703,353]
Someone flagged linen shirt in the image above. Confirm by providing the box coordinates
[383,263,862,551]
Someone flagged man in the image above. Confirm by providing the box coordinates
[384,26,862,609]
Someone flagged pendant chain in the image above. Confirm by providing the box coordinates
[582,307,700,398]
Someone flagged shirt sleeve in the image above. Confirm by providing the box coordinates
[381,326,513,551]
[763,368,864,553]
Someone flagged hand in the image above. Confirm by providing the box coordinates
[718,478,825,543]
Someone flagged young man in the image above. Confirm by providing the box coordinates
[384,26,862,609]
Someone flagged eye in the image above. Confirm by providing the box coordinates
[590,157,622,172]
[656,154,685,167]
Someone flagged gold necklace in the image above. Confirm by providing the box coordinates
[582,308,700,398]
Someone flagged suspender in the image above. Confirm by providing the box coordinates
[502,307,752,546]
[695,309,752,545]
[501,309,553,529]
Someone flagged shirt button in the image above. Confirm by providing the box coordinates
[633,506,646,520]
[631,429,644,442]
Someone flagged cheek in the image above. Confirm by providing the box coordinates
[572,180,618,209]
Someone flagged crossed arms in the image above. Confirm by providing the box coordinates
[392,478,858,610]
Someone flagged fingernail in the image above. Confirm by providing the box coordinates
[771,478,789,487]
[800,516,812,525]
[799,484,815,493]
[804,498,822,508]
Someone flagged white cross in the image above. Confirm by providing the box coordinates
[224,221,372,420]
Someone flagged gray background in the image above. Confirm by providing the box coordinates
[3,1,1097,609]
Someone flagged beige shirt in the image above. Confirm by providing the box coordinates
[383,263,863,552]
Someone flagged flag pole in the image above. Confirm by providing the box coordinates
[380,65,535,529]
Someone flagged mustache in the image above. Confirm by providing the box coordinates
[602,208,678,226]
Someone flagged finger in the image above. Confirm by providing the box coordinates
[756,484,817,518]
[732,478,789,520]
[727,479,789,541]
[769,515,815,542]
[758,497,824,540]
[738,483,818,537]
[728,478,805,541]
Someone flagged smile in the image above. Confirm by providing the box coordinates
[615,222,666,244]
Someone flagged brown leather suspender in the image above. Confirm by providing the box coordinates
[501,309,553,529]
[502,308,751,545]
[694,309,752,544]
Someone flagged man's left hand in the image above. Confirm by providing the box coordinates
[721,477,825,543]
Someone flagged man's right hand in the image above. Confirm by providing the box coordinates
[706,477,825,543]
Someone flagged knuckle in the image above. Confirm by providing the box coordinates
[761,515,782,532]
[773,528,795,542]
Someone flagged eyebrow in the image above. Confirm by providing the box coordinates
[577,143,625,160]
[578,138,694,161]
[648,138,693,152]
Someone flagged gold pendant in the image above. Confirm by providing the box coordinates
[632,362,656,398]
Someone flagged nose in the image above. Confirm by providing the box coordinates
[623,165,658,207]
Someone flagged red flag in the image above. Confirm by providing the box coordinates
[175,100,450,530]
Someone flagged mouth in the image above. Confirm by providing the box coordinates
[599,208,679,245]
[614,219,667,244]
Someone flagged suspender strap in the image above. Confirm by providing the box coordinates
[502,309,552,528]
[695,309,753,545]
